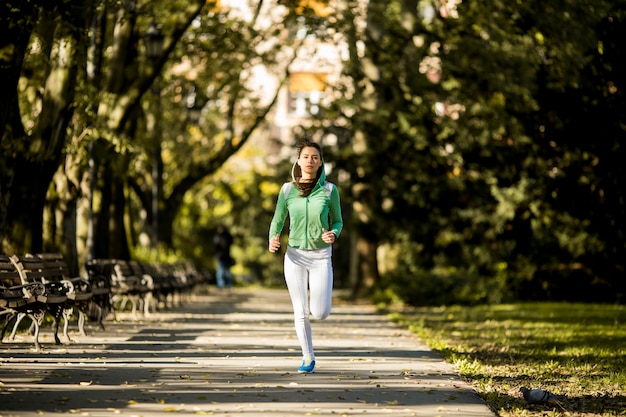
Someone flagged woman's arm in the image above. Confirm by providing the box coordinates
[269,183,289,241]
[328,185,343,238]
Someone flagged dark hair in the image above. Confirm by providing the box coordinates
[296,137,323,159]
[295,138,323,197]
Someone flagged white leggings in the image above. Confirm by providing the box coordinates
[284,246,333,360]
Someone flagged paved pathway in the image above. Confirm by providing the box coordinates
[0,288,495,416]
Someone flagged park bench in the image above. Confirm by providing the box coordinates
[2,254,208,350]
[86,256,211,320]
[1,255,47,350]
[9,254,93,347]
[0,255,70,350]
[150,261,204,308]
[176,261,209,300]
[136,261,176,310]
[100,259,154,318]
[89,258,207,317]
[139,261,198,310]
[35,253,110,335]
[84,259,116,330]
[161,263,190,305]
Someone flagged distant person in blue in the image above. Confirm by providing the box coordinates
[213,224,234,290]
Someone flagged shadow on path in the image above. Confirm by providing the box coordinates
[0,288,494,416]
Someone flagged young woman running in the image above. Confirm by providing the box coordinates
[268,138,343,373]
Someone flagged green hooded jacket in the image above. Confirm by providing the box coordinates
[269,163,343,250]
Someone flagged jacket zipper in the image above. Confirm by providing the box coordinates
[305,196,309,245]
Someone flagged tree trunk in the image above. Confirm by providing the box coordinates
[1,1,87,257]
[358,238,379,292]
[62,194,80,277]
[348,234,381,299]
[0,3,39,249]
[110,174,131,260]
[160,204,176,248]
[91,158,131,260]
[4,159,49,254]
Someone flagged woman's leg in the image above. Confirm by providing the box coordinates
[308,256,333,320]
[284,251,314,359]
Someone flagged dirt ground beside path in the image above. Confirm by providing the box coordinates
[0,288,495,416]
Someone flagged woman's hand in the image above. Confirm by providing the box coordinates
[322,229,336,244]
[269,234,281,253]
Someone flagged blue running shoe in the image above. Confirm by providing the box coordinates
[298,359,316,373]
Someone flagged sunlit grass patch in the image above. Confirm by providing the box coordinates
[387,302,626,416]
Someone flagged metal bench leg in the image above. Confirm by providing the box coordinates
[32,311,44,351]
[77,310,87,336]
[8,312,28,341]
[143,292,153,317]
[1,311,18,342]
[62,307,73,343]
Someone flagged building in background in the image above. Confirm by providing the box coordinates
[211,0,346,162]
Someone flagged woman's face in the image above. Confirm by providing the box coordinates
[298,146,322,179]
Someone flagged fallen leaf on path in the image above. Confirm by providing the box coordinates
[162,406,179,412]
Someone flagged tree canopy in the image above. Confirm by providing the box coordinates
[326,0,625,303]
[1,0,624,303]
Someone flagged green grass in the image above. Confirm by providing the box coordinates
[386,302,626,416]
